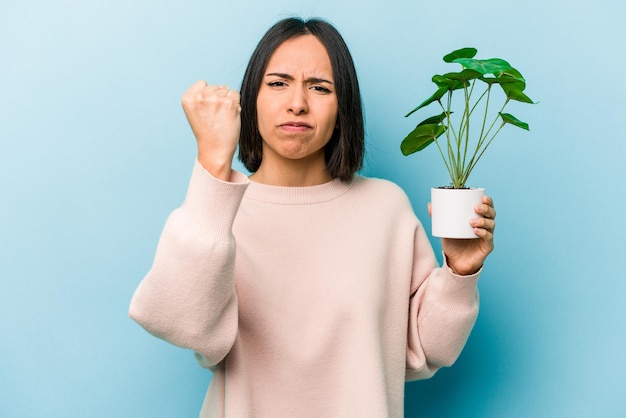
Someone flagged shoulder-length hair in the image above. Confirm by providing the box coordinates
[238,17,364,182]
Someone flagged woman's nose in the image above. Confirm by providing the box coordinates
[287,86,308,115]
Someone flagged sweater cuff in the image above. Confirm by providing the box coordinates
[181,160,249,238]
[430,253,480,310]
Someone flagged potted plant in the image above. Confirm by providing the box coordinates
[401,47,534,238]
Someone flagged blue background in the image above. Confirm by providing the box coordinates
[2,0,625,417]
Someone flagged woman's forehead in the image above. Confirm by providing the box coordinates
[265,35,333,78]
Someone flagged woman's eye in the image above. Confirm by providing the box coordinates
[312,85,331,93]
[268,81,286,87]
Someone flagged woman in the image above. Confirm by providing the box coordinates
[129,17,496,417]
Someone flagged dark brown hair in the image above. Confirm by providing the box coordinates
[238,17,364,182]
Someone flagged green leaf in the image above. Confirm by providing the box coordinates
[400,123,446,155]
[497,67,526,91]
[505,88,534,103]
[500,112,529,130]
[404,86,448,117]
[443,47,477,63]
[480,75,524,86]
[432,75,465,91]
[442,69,482,83]
[453,57,512,75]
[417,112,452,127]
[494,67,534,103]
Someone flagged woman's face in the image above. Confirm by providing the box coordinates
[256,35,338,166]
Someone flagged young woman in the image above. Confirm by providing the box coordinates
[130,17,496,418]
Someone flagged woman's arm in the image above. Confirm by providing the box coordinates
[405,242,480,380]
[129,82,246,367]
[129,162,248,367]
[405,198,495,380]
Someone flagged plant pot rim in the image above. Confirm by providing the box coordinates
[433,186,485,190]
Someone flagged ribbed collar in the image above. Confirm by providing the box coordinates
[244,177,356,205]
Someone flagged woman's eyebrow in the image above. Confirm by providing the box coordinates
[265,72,334,85]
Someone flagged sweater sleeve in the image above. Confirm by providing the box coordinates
[129,161,249,367]
[405,222,480,381]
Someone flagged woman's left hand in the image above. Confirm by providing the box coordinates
[430,196,496,276]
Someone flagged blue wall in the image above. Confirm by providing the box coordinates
[2,0,625,416]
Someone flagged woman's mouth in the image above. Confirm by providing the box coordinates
[280,122,312,132]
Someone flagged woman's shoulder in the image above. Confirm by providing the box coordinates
[350,175,414,208]
[353,175,407,193]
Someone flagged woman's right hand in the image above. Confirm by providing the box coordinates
[182,81,241,181]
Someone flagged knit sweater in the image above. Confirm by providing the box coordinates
[129,161,480,418]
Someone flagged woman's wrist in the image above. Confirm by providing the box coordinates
[445,254,482,276]
[197,153,233,182]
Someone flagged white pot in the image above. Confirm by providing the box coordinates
[431,187,485,239]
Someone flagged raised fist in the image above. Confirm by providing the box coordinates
[182,81,241,180]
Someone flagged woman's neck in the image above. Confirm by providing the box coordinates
[249,156,333,187]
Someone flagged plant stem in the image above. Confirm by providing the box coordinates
[460,80,473,184]
[480,97,510,149]
[433,133,454,184]
[436,99,455,186]
[463,121,506,185]
[469,85,490,118]
[462,95,509,185]
[444,93,460,186]
[462,85,491,181]
[477,85,491,150]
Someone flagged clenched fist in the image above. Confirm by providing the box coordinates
[182,81,241,181]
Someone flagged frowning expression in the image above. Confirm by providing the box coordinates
[256,35,338,165]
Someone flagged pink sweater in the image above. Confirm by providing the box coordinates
[129,161,480,417]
